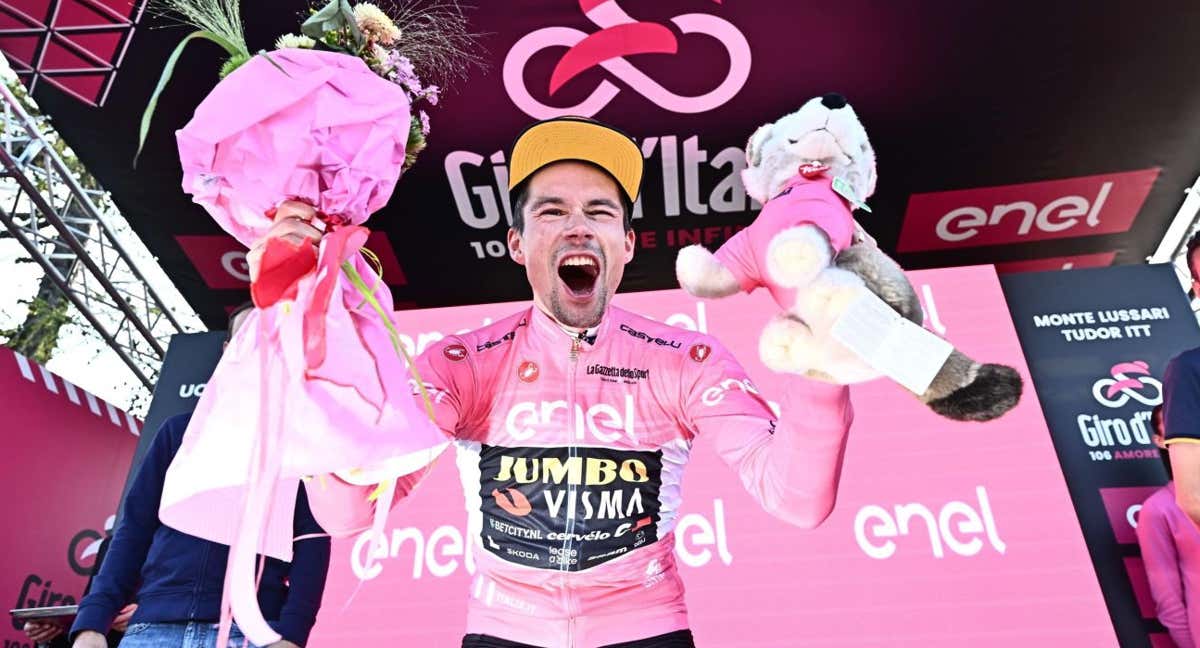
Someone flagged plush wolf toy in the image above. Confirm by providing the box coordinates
[675,93,1021,421]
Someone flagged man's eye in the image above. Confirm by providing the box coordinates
[540,209,565,217]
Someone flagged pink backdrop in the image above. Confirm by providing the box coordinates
[308,265,1117,647]
[0,348,140,646]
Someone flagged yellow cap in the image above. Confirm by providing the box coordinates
[508,117,642,202]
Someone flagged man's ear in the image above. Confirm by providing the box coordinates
[624,228,636,263]
[508,227,526,266]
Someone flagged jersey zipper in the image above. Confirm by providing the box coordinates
[564,333,584,646]
[561,335,582,572]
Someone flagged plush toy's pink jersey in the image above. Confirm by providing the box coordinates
[715,172,855,308]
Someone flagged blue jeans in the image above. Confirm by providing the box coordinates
[117,622,262,648]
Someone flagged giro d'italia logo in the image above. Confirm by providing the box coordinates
[68,515,115,576]
[503,0,751,119]
[1092,361,1163,408]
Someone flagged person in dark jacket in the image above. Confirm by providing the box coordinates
[69,304,330,648]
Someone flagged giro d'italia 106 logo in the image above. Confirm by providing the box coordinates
[503,0,751,119]
[1091,361,1163,408]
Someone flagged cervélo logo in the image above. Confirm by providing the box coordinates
[897,169,1159,252]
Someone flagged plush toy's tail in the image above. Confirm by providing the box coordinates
[918,350,1023,422]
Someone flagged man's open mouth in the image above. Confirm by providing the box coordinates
[557,253,600,298]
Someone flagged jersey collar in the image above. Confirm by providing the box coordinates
[529,303,613,350]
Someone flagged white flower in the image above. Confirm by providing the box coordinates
[370,43,391,73]
[354,3,402,44]
[274,33,316,49]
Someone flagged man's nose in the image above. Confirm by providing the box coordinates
[562,210,594,241]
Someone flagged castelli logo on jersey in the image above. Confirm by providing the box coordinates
[518,360,540,383]
[503,0,751,119]
[443,344,468,361]
[896,168,1160,252]
[689,343,712,363]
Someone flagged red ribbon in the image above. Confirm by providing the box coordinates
[249,205,369,373]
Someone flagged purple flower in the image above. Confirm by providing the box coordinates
[419,110,431,135]
[387,54,421,93]
[422,85,440,106]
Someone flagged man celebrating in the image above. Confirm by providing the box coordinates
[251,117,854,647]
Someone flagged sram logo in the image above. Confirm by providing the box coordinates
[505,396,638,444]
[854,486,1006,560]
[897,169,1159,252]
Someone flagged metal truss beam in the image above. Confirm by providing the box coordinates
[0,81,186,388]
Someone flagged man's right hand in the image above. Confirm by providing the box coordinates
[245,200,324,283]
[71,630,108,648]
[110,603,137,633]
[23,620,64,643]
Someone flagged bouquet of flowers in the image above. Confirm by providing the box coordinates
[142,1,479,644]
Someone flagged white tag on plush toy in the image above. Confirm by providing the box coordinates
[832,176,871,213]
[831,291,953,395]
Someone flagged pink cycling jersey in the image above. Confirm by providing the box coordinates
[308,304,853,647]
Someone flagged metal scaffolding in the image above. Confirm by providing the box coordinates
[0,82,188,388]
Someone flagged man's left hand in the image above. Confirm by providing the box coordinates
[266,641,301,648]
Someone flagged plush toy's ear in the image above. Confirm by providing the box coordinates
[742,123,775,202]
[745,123,773,168]
[857,134,878,199]
[837,104,878,201]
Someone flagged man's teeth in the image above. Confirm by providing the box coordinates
[561,257,596,267]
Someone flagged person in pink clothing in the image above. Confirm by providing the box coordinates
[1138,405,1200,647]
[247,117,855,648]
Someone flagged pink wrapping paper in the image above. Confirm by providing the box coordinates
[158,48,449,645]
